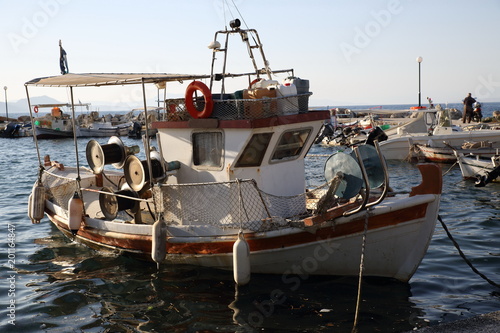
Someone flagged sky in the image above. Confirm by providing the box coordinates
[1,0,500,113]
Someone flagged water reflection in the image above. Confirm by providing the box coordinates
[228,275,427,332]
[24,232,430,333]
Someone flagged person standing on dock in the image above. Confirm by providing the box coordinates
[462,93,476,123]
[427,96,434,109]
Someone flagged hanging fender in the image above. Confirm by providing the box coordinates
[68,191,84,235]
[233,231,251,286]
[29,182,45,224]
[185,81,213,119]
[151,218,167,268]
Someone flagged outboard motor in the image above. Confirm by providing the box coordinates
[3,123,21,137]
[475,164,500,187]
[129,122,142,139]
[473,101,482,122]
[365,126,388,146]
[314,123,335,144]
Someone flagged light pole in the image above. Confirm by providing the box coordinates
[416,56,423,108]
[3,86,8,119]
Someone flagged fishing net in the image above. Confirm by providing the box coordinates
[40,167,126,219]
[40,170,80,218]
[39,169,331,232]
[153,179,330,232]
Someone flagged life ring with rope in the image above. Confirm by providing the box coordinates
[185,81,213,119]
[34,106,39,113]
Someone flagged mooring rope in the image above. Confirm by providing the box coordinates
[438,215,500,289]
[352,211,370,332]
[442,160,458,176]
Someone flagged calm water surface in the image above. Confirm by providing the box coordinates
[0,126,499,332]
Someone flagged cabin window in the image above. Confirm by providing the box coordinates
[271,128,311,162]
[235,133,273,167]
[192,132,223,168]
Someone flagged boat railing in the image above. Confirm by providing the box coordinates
[164,92,312,121]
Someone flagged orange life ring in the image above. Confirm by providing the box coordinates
[185,81,213,119]
[34,106,39,113]
[249,78,262,89]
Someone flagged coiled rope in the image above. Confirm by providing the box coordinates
[438,215,500,289]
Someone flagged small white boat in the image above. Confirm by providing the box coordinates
[76,121,132,137]
[0,120,32,138]
[412,141,500,163]
[454,151,500,186]
[26,21,442,284]
[379,107,500,160]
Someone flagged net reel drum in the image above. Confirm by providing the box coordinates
[86,136,140,174]
[124,150,169,192]
[98,185,140,221]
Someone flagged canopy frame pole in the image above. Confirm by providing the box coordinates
[141,79,156,214]
[25,85,42,167]
[69,86,81,180]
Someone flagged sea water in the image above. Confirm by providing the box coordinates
[0,105,499,332]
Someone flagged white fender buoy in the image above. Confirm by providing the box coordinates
[233,231,251,286]
[28,193,34,223]
[29,182,45,224]
[151,218,167,269]
[68,191,84,235]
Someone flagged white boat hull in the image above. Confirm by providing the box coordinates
[380,131,500,160]
[76,122,132,137]
[455,153,500,182]
[414,143,499,163]
[42,163,441,282]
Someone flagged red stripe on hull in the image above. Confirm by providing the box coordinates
[47,202,429,257]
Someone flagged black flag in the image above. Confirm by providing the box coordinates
[59,40,68,74]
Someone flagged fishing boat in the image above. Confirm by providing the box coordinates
[32,103,90,139]
[0,120,32,138]
[411,141,500,163]
[76,122,132,137]
[454,151,500,187]
[379,107,500,160]
[76,111,132,137]
[26,20,442,285]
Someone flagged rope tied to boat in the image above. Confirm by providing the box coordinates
[438,215,500,289]
[442,160,458,176]
[352,210,370,332]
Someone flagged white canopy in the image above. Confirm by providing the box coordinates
[25,73,211,87]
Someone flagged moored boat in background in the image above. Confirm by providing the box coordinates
[76,111,132,137]
[379,107,500,160]
[412,141,500,163]
[0,117,32,137]
[454,151,500,187]
[32,103,89,139]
